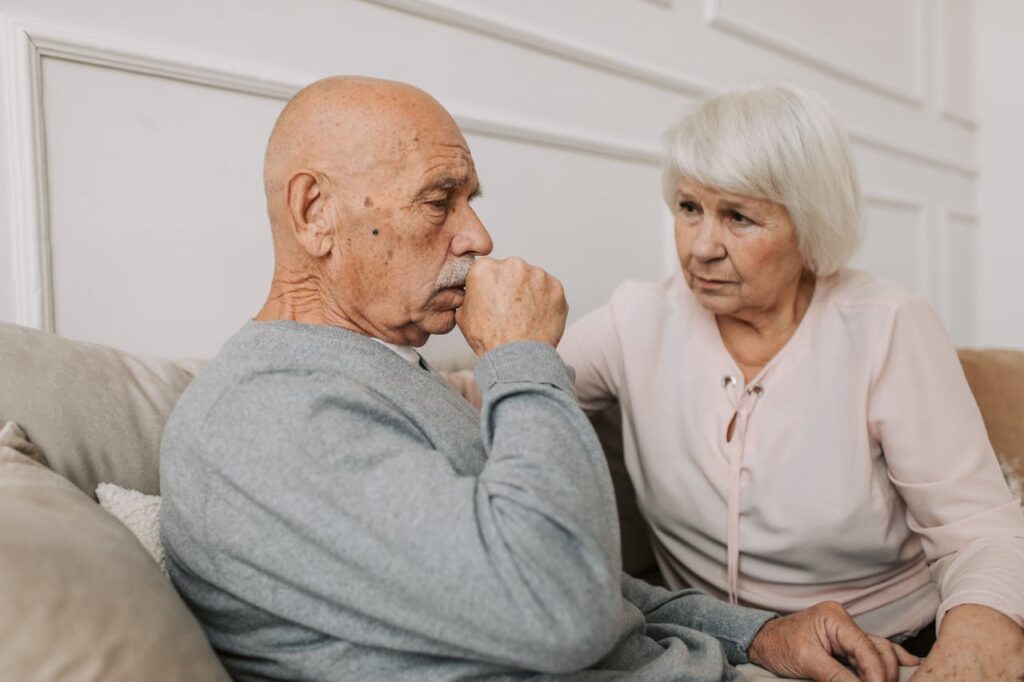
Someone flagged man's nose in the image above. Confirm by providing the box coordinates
[690,216,725,261]
[453,207,493,257]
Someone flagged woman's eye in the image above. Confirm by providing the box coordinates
[679,201,700,214]
[730,211,751,225]
[428,200,449,210]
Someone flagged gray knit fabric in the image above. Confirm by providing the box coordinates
[160,321,774,681]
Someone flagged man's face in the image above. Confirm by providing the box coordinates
[328,111,493,346]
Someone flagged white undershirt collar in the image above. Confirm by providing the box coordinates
[370,337,422,365]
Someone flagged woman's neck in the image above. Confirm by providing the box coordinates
[716,272,816,383]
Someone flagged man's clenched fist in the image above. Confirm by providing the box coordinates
[456,257,568,356]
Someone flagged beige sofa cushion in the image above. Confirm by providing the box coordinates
[0,426,228,681]
[0,323,199,496]
[958,348,1024,483]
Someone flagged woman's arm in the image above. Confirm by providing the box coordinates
[557,303,624,413]
[867,297,1024,677]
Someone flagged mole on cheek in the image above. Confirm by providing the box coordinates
[363,196,374,208]
[372,228,380,236]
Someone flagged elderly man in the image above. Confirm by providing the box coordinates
[160,76,897,682]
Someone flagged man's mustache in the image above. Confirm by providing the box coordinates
[435,257,475,290]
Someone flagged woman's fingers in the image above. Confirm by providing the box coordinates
[867,635,899,682]
[891,641,921,668]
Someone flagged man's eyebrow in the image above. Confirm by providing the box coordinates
[420,174,468,194]
[417,173,482,200]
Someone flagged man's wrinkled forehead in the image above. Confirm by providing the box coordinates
[355,109,472,175]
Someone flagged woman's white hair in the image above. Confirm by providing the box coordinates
[662,83,862,276]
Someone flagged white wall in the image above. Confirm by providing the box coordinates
[975,0,1024,347]
[0,0,983,360]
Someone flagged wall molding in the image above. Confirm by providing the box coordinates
[945,208,979,225]
[0,15,664,330]
[1,17,50,330]
[704,0,926,108]
[360,0,713,97]
[850,129,975,178]
[0,16,305,330]
[1,9,979,332]
[361,0,976,178]
[932,0,979,132]
[935,207,978,342]
[455,107,660,165]
[862,192,931,302]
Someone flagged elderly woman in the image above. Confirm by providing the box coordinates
[558,85,1024,679]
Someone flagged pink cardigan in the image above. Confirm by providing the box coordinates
[559,269,1024,638]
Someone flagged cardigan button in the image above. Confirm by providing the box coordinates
[722,375,737,388]
[748,384,764,396]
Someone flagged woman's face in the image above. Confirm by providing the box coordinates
[673,179,806,320]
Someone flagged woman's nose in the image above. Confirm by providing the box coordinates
[691,217,725,261]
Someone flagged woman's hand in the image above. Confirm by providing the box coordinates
[748,601,918,682]
[909,604,1024,681]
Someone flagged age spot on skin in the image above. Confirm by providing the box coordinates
[364,196,374,208]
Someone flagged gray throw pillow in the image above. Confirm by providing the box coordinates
[0,323,200,496]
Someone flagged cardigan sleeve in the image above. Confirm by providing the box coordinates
[558,303,623,413]
[620,573,776,665]
[867,297,1024,632]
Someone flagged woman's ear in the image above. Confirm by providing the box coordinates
[286,170,333,257]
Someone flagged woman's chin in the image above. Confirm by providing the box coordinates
[691,289,740,316]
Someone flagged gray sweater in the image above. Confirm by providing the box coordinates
[160,321,774,681]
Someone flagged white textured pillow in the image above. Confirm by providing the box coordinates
[96,482,166,576]
[1002,458,1024,504]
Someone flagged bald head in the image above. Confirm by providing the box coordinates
[254,76,491,344]
[263,76,463,238]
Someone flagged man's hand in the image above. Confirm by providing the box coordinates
[748,601,919,682]
[909,604,1024,681]
[456,257,568,356]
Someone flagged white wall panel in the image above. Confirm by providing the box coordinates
[424,135,665,360]
[850,199,925,296]
[42,59,279,357]
[975,0,1024,347]
[941,212,976,346]
[0,0,991,359]
[937,0,976,128]
[709,0,923,104]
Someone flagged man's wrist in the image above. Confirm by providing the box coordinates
[474,341,574,396]
[745,616,779,667]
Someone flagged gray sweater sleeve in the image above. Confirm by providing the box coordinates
[199,341,624,674]
[620,573,776,665]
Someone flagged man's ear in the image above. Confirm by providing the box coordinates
[286,170,333,257]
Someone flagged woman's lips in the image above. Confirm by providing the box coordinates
[693,275,734,288]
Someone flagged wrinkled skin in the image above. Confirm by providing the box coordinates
[257,76,494,346]
[748,601,918,682]
[908,605,1024,682]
